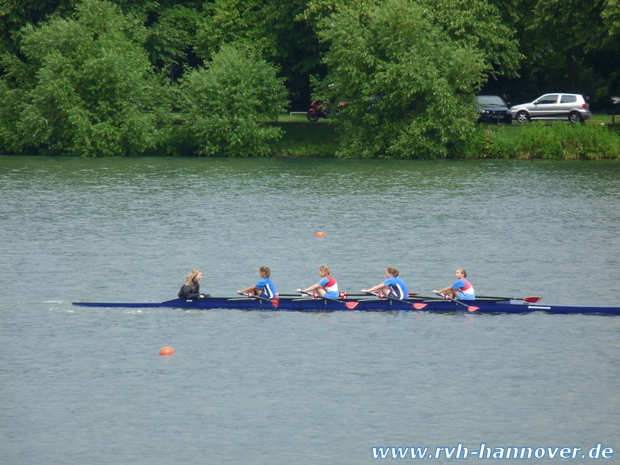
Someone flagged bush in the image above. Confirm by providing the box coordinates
[0,0,171,157]
[177,45,289,157]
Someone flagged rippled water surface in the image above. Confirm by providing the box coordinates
[1,156,619,464]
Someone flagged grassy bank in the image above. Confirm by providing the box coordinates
[271,113,620,159]
[270,119,339,157]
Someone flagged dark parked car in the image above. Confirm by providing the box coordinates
[476,95,512,124]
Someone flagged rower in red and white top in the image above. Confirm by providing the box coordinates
[297,265,339,299]
[433,268,476,300]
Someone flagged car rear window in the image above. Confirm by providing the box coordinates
[560,95,577,103]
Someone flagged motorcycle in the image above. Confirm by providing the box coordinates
[307,99,348,121]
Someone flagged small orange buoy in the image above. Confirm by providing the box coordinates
[159,346,175,356]
[315,231,326,237]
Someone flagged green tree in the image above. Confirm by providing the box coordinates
[0,0,76,56]
[0,0,171,156]
[423,0,522,78]
[177,44,289,156]
[315,0,489,158]
[140,3,208,79]
[515,0,620,101]
[193,0,322,108]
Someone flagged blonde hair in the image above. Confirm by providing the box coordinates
[184,269,202,286]
[386,267,399,277]
[318,265,331,275]
[259,266,271,277]
[457,268,467,277]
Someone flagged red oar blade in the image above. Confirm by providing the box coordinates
[345,301,359,310]
[467,306,480,312]
[413,303,427,310]
[270,298,280,308]
[523,296,542,303]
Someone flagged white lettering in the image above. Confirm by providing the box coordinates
[444,446,457,459]
[590,443,602,459]
[559,447,572,458]
[371,447,390,459]
[456,443,469,458]
[391,447,408,459]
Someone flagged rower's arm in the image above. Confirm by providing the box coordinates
[298,284,320,293]
[238,285,258,294]
[361,284,384,294]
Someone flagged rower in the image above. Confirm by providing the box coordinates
[433,268,475,300]
[178,269,209,299]
[362,267,408,299]
[297,265,338,299]
[237,266,277,299]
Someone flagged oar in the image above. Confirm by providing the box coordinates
[237,292,279,308]
[477,295,542,303]
[297,291,359,310]
[364,292,428,310]
[343,292,421,298]
[434,292,479,312]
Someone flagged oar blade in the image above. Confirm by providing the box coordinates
[270,298,280,308]
[413,303,427,310]
[467,306,480,312]
[523,296,542,303]
[345,301,359,310]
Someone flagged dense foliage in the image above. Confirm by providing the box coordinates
[177,45,288,156]
[0,0,618,157]
[314,0,520,158]
[0,0,170,156]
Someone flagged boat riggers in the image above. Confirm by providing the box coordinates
[72,296,620,315]
[365,291,429,310]
[434,292,480,312]
[236,292,280,308]
[298,290,359,310]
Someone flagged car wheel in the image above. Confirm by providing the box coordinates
[516,111,529,123]
[568,111,582,124]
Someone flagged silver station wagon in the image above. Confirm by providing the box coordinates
[511,93,591,123]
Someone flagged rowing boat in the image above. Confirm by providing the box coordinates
[72,296,620,315]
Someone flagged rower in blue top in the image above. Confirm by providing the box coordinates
[238,266,277,299]
[362,267,408,299]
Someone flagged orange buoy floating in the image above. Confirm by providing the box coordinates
[315,231,326,237]
[159,346,175,356]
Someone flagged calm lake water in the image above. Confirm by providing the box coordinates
[1,156,619,464]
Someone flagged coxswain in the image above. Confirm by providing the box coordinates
[178,269,208,299]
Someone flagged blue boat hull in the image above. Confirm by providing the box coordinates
[72,297,620,315]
